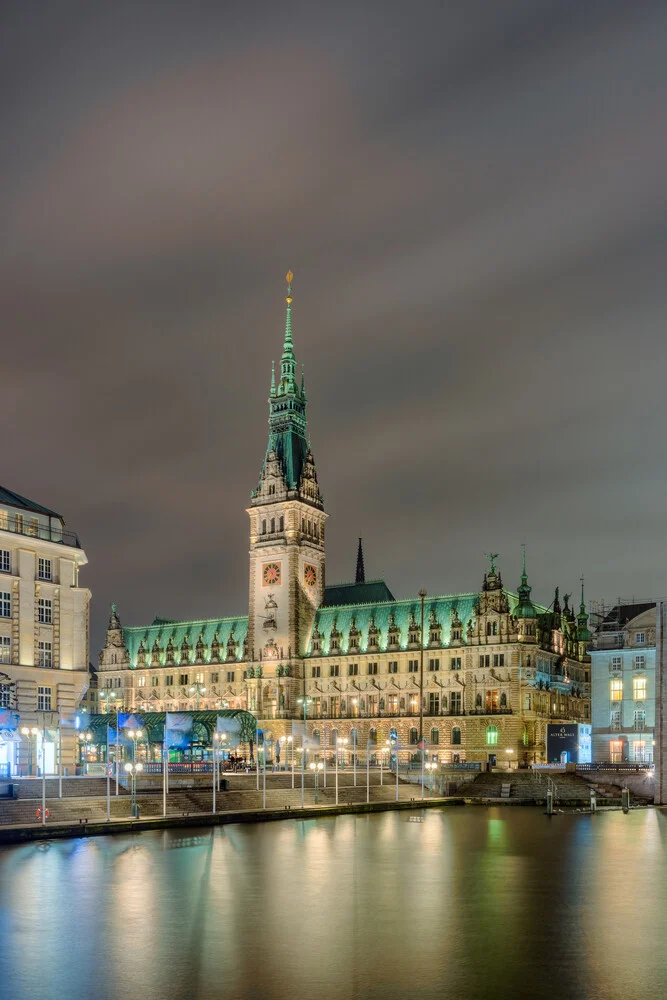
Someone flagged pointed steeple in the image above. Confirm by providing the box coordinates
[252,272,323,507]
[577,575,591,641]
[515,544,536,618]
[355,537,365,584]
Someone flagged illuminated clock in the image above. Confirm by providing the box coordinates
[304,563,317,587]
[262,562,281,586]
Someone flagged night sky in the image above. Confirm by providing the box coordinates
[3,1,667,656]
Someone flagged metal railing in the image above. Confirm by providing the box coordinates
[0,514,81,548]
[577,763,654,772]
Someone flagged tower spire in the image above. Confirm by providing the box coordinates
[356,537,365,584]
[270,360,276,397]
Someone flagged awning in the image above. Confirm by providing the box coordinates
[0,729,22,744]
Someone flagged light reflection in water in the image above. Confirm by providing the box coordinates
[0,808,665,1000]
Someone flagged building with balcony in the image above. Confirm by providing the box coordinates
[590,602,656,763]
[0,486,90,775]
[97,275,591,765]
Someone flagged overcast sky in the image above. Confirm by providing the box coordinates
[3,0,667,655]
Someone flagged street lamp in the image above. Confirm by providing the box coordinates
[78,731,93,769]
[424,760,438,794]
[212,731,227,812]
[309,761,324,804]
[99,690,117,714]
[127,728,143,763]
[124,761,143,817]
[20,727,39,776]
[189,682,206,711]
[280,735,294,787]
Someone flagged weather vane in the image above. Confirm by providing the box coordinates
[484,552,499,573]
[286,270,293,303]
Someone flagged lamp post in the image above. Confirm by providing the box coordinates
[425,761,438,795]
[78,731,92,771]
[189,683,206,711]
[309,761,324,804]
[389,737,399,802]
[124,762,143,817]
[213,732,227,813]
[20,727,39,776]
[280,735,294,787]
[419,588,427,742]
[127,728,143,763]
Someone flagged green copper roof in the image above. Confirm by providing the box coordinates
[311,591,529,655]
[122,615,248,667]
[322,579,395,607]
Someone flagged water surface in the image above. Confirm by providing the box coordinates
[0,807,665,1000]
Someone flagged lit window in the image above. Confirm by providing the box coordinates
[633,677,647,701]
[28,518,39,537]
[37,685,52,710]
[610,740,623,762]
[610,679,623,702]
[136,676,146,687]
[38,558,51,581]
[0,550,10,574]
[0,592,10,618]
[38,641,52,667]
[486,725,498,745]
[0,510,7,530]
[38,598,52,624]
[14,514,24,534]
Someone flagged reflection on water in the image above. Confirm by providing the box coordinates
[0,808,665,1000]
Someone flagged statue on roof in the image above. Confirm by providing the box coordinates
[484,552,499,574]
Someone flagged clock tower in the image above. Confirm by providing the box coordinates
[246,273,327,718]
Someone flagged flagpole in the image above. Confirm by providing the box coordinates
[106,748,111,822]
[421,747,425,800]
[335,739,339,805]
[366,743,370,804]
[212,740,216,815]
[115,724,119,797]
[58,725,62,799]
[323,725,327,789]
[255,726,259,791]
[395,741,399,802]
[301,740,305,808]
[41,722,46,826]
[163,716,168,818]
[262,746,266,810]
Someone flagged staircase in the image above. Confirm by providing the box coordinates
[466,771,622,804]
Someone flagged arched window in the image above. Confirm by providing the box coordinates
[487,622,493,636]
[451,727,461,745]
[476,693,482,708]
[279,516,284,532]
[330,728,338,746]
[409,727,418,745]
[430,727,439,745]
[349,728,358,750]
[270,518,275,533]
[261,520,266,534]
[486,725,498,746]
[500,692,507,708]
[493,622,498,635]
[312,729,320,745]
[369,728,377,744]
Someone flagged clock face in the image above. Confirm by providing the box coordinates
[262,562,281,587]
[304,563,318,588]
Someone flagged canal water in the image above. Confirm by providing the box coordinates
[0,807,665,1000]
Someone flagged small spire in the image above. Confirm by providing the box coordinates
[355,537,365,584]
[521,543,527,581]
[283,269,294,358]
[579,575,586,614]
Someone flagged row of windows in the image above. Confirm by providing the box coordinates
[0,550,52,579]
[311,726,465,747]
[610,709,647,730]
[0,511,40,535]
[0,637,51,666]
[0,588,55,621]
[610,655,647,670]
[311,657,469,677]
[134,671,237,687]
[610,678,647,701]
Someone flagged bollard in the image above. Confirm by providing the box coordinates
[546,789,554,815]
[590,788,596,813]
[622,787,630,814]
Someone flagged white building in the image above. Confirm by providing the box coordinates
[0,486,90,776]
[590,602,656,763]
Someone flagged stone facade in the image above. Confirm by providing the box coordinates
[0,489,90,775]
[95,276,591,765]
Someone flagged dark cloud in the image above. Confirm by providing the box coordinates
[2,0,667,654]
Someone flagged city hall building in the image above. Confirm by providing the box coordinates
[98,276,591,764]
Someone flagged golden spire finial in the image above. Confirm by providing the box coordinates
[286,270,293,304]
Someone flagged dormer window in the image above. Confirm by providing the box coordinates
[452,628,461,641]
